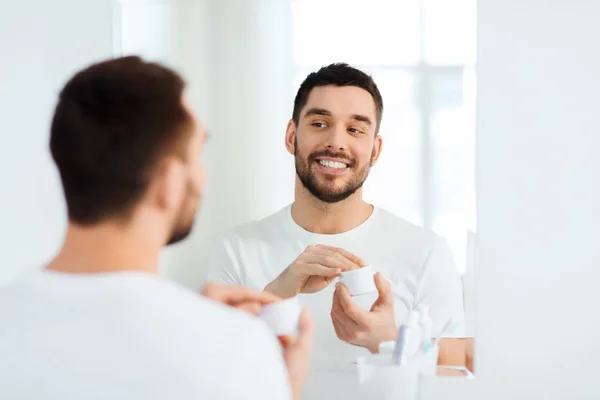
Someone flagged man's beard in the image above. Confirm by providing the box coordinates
[294,138,372,203]
[166,181,200,246]
[166,214,194,245]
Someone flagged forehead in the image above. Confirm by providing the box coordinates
[302,85,377,120]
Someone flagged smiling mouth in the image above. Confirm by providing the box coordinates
[317,159,349,169]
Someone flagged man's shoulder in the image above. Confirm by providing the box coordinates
[0,274,288,399]
[118,278,281,355]
[136,277,258,323]
[372,207,440,246]
[0,272,275,349]
[219,205,290,244]
[160,287,285,378]
[187,296,276,345]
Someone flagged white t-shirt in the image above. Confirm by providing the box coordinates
[0,269,291,400]
[206,204,465,400]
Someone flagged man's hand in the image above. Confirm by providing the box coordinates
[278,309,314,400]
[437,338,474,372]
[203,283,315,399]
[265,245,364,299]
[330,272,397,353]
[201,282,280,315]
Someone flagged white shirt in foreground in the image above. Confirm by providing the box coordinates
[0,269,291,400]
[206,205,465,400]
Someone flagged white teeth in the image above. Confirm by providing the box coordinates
[319,160,348,169]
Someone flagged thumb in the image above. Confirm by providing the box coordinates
[373,272,393,308]
[280,309,314,351]
[278,335,295,348]
[297,308,315,350]
[293,309,314,352]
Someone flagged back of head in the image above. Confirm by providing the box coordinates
[50,56,193,225]
[292,63,384,133]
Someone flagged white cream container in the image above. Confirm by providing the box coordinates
[339,265,377,296]
[259,296,302,336]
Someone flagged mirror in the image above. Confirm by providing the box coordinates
[138,0,478,394]
[0,0,477,399]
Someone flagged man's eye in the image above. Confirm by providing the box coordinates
[348,128,363,134]
[312,122,327,128]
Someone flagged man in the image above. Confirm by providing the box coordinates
[0,56,312,400]
[206,63,466,398]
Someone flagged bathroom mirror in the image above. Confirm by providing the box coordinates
[1,0,477,398]
[4,0,599,399]
[116,0,480,391]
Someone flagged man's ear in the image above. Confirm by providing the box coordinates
[148,157,186,212]
[370,134,383,166]
[285,120,296,155]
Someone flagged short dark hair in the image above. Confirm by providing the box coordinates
[49,56,193,225]
[292,63,384,133]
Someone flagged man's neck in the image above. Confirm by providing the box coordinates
[47,221,162,275]
[292,180,374,234]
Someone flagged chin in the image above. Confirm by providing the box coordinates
[166,224,194,246]
[317,181,349,194]
[313,187,356,203]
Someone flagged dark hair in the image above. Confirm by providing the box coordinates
[292,63,384,133]
[49,56,193,225]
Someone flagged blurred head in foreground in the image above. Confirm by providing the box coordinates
[50,56,207,246]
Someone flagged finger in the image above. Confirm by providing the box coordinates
[200,281,224,298]
[202,282,249,303]
[336,282,365,324]
[373,272,393,307]
[278,335,295,348]
[205,285,281,305]
[233,301,262,316]
[331,284,343,312]
[314,245,364,266]
[331,313,344,340]
[303,250,351,272]
[294,309,314,351]
[231,288,281,305]
[329,246,366,268]
[331,310,351,340]
[309,246,360,271]
[331,300,360,340]
[302,262,343,277]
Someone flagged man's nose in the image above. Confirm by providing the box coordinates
[323,124,347,151]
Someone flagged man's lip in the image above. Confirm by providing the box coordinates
[314,157,352,165]
[315,161,349,175]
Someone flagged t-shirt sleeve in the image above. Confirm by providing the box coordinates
[204,234,245,286]
[414,236,466,338]
[233,321,293,400]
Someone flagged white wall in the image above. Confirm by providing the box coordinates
[0,0,114,285]
[158,0,295,288]
[0,0,295,288]
[423,1,600,399]
[476,0,600,395]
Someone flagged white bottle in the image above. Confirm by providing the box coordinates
[392,310,420,364]
[417,305,433,349]
[405,309,421,356]
[378,340,396,355]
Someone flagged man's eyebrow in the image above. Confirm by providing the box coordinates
[351,114,372,125]
[304,108,332,118]
[304,108,373,126]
